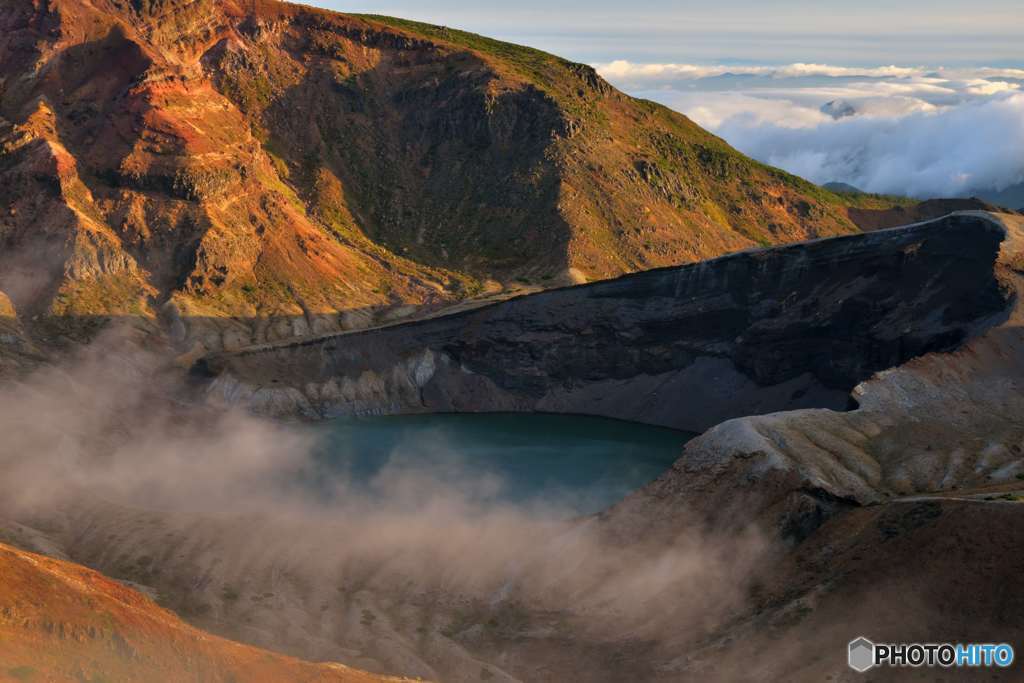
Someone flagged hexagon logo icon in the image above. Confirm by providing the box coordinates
[848,637,876,673]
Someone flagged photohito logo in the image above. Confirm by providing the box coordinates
[848,637,1015,672]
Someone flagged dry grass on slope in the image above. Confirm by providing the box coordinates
[0,542,413,683]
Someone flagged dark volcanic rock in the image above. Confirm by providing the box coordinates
[202,213,1010,432]
[600,210,1024,548]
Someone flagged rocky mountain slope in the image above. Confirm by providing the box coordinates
[0,212,1014,683]
[201,213,1010,430]
[605,211,1024,533]
[3,2,1020,680]
[596,211,1024,678]
[0,0,892,358]
[0,541,409,683]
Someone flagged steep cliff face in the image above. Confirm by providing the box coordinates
[0,0,875,357]
[0,0,473,357]
[602,212,1024,539]
[583,212,1024,681]
[202,213,1011,431]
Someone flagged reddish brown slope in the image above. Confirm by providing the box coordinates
[0,542,407,683]
[0,0,875,354]
[0,0,469,350]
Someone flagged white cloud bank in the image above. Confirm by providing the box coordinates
[597,61,1024,201]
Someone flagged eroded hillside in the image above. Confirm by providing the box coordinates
[0,0,879,358]
[0,541,409,683]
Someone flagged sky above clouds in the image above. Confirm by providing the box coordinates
[316,2,1024,202]
[330,0,1024,64]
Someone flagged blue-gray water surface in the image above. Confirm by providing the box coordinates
[311,413,695,515]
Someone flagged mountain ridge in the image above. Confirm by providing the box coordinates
[0,0,900,359]
[199,213,1010,428]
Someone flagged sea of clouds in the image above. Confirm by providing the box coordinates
[597,61,1024,204]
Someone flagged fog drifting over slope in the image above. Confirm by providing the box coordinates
[598,62,1024,202]
[0,332,768,678]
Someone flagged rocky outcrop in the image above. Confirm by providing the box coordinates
[601,211,1024,543]
[201,213,1011,432]
[578,213,1024,682]
[0,291,42,375]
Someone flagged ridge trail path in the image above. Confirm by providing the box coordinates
[200,283,543,357]
[891,490,1024,505]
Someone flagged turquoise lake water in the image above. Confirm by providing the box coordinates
[311,413,694,515]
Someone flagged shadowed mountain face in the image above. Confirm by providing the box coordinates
[202,213,1011,431]
[0,0,889,356]
[592,212,1024,680]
